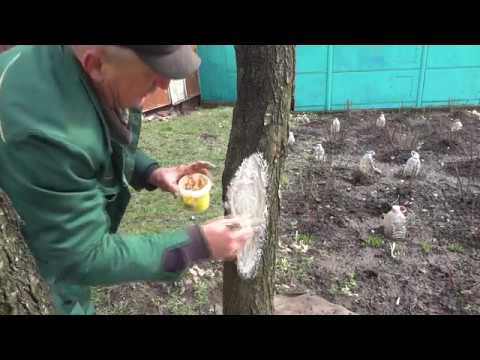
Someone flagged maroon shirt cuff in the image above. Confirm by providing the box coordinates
[163,225,211,273]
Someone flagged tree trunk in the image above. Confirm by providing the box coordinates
[0,190,54,315]
[222,45,295,314]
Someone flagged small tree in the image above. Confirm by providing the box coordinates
[222,45,295,314]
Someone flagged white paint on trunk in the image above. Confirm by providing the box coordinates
[226,152,269,280]
[264,112,272,126]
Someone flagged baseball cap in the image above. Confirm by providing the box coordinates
[119,45,201,80]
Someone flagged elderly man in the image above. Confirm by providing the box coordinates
[0,45,252,315]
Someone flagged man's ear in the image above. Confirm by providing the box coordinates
[81,50,105,83]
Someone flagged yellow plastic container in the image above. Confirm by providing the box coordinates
[178,173,213,213]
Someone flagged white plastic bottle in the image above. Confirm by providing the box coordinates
[359,150,381,176]
[403,151,421,178]
[376,113,386,128]
[331,118,340,135]
[313,143,325,161]
[383,205,407,240]
[451,119,463,132]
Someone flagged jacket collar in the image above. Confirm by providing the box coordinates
[60,45,114,153]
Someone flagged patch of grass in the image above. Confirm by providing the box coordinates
[276,256,291,275]
[329,273,359,298]
[297,233,314,246]
[165,276,218,315]
[328,284,338,296]
[447,243,464,253]
[365,234,384,248]
[193,280,211,313]
[275,253,314,288]
[421,241,432,254]
[94,284,154,315]
[165,290,196,315]
[92,287,113,313]
[120,106,233,234]
[339,273,358,297]
[280,174,289,188]
[296,256,315,285]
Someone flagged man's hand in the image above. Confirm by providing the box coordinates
[200,217,254,261]
[147,161,216,194]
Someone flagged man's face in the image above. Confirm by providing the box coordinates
[87,47,171,109]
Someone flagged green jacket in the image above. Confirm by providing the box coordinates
[0,45,191,314]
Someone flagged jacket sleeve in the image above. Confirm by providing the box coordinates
[130,148,159,191]
[4,132,189,287]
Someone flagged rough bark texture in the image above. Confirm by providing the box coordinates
[222,45,295,314]
[0,190,53,315]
